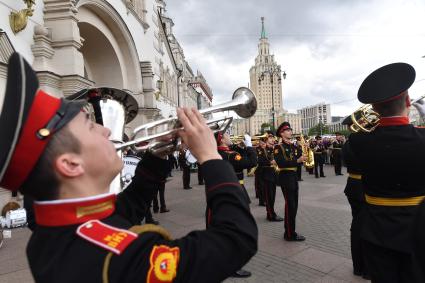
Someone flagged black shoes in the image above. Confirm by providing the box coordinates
[336,173,344,176]
[267,216,284,222]
[145,218,159,225]
[259,202,266,207]
[198,182,204,185]
[231,269,251,278]
[320,175,326,178]
[354,270,370,280]
[298,178,304,181]
[183,186,192,190]
[160,208,170,213]
[284,234,306,242]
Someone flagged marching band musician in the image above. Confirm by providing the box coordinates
[311,136,326,178]
[0,53,258,283]
[229,134,258,204]
[178,144,192,190]
[341,116,369,279]
[257,134,283,222]
[255,140,266,206]
[294,135,304,181]
[214,131,257,278]
[274,122,307,241]
[348,62,425,282]
[331,132,344,176]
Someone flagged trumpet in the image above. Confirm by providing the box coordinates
[349,94,425,133]
[117,87,257,153]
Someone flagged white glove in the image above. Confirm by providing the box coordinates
[413,98,425,120]
[244,134,252,147]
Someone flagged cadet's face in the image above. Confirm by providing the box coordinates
[281,129,292,139]
[68,112,123,187]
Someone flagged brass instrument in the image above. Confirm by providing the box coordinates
[117,87,257,154]
[68,87,138,194]
[300,135,314,169]
[349,95,425,133]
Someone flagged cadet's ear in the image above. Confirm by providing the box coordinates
[54,153,85,178]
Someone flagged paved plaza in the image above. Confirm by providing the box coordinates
[0,164,370,283]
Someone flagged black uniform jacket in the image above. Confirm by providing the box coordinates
[27,153,258,283]
[274,142,298,177]
[331,140,344,158]
[311,141,325,162]
[348,119,425,253]
[257,146,277,182]
[342,140,364,201]
[218,146,257,180]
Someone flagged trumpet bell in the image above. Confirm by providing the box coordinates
[232,87,257,118]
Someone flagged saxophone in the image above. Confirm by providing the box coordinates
[300,135,314,169]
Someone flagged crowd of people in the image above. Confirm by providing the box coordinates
[3,51,425,283]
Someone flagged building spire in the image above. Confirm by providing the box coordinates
[261,17,266,39]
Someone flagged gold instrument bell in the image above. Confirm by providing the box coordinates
[299,135,314,169]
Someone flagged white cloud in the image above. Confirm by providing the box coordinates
[167,0,425,116]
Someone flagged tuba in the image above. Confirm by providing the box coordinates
[349,95,425,133]
[67,87,138,194]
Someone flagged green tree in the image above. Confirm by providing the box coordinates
[260,123,273,134]
[308,122,330,136]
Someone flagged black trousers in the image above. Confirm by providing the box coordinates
[346,196,367,274]
[153,183,166,211]
[334,155,342,175]
[260,177,276,219]
[182,165,190,188]
[278,173,299,238]
[297,164,302,180]
[314,156,324,177]
[363,240,423,283]
[197,163,204,184]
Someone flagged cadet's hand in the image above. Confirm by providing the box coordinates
[177,108,222,164]
[297,156,307,163]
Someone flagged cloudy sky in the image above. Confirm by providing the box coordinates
[166,0,425,116]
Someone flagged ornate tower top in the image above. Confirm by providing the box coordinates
[260,17,266,39]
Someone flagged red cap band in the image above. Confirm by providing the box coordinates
[1,90,61,191]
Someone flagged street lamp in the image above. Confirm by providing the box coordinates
[258,66,286,129]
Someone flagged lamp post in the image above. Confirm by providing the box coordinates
[258,66,286,130]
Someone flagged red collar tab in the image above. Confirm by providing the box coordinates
[218,146,230,151]
[379,116,409,127]
[76,220,137,255]
[34,194,116,226]
[0,90,61,191]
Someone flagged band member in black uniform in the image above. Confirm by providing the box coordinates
[341,116,369,279]
[0,53,258,283]
[331,132,344,176]
[178,145,192,190]
[215,131,257,278]
[274,122,306,241]
[294,135,303,181]
[311,136,326,178]
[348,62,424,282]
[229,135,258,204]
[255,140,266,206]
[257,135,283,222]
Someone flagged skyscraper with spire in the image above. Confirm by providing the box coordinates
[248,17,284,134]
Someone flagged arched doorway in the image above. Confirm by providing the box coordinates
[76,0,142,92]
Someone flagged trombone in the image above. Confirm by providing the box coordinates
[117,87,257,154]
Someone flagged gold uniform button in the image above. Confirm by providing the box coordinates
[38,128,50,137]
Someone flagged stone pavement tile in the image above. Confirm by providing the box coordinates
[0,269,34,283]
[0,228,31,275]
[289,247,346,273]
[258,234,309,259]
[315,275,350,283]
[328,261,370,283]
